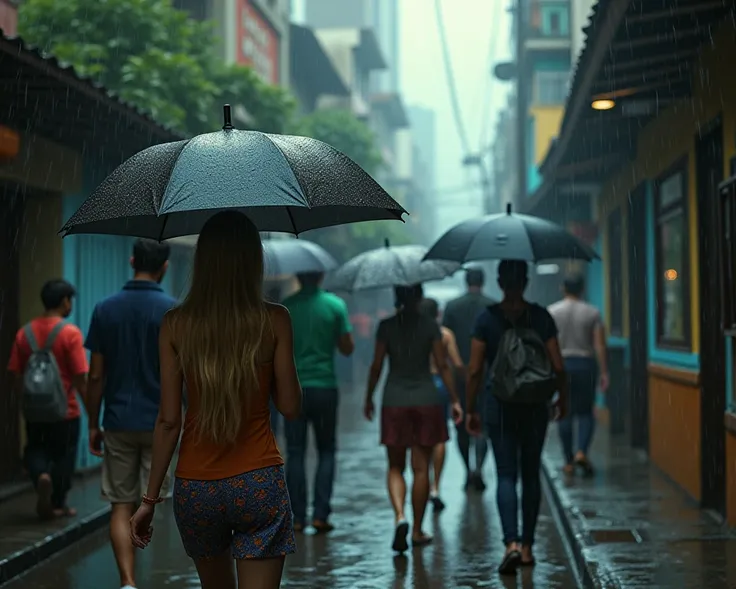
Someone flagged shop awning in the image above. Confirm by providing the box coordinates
[0,33,183,159]
[523,0,733,213]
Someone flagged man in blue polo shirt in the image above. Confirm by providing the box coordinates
[85,239,176,589]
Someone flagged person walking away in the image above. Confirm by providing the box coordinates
[281,271,354,533]
[442,268,496,491]
[418,297,463,512]
[548,272,608,476]
[364,285,463,553]
[85,239,176,589]
[130,211,301,589]
[465,260,568,575]
[7,279,88,519]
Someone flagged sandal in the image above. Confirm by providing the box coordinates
[391,521,409,553]
[312,520,334,534]
[411,533,433,547]
[498,549,522,575]
[574,456,594,477]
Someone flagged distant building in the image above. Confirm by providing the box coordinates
[174,0,291,88]
[407,106,437,240]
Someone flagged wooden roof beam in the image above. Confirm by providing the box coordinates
[594,63,689,91]
[611,27,704,51]
[623,1,727,24]
[603,48,699,74]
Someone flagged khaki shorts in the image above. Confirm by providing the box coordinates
[101,431,172,504]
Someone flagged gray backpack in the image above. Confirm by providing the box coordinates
[22,321,69,423]
[490,307,558,404]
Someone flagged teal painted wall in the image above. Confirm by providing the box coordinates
[644,182,699,371]
[63,167,186,470]
[533,58,570,72]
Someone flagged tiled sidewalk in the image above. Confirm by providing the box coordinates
[542,426,736,588]
[0,473,109,584]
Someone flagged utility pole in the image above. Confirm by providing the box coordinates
[461,154,494,215]
[515,0,527,203]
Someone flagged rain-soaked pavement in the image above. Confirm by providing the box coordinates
[542,429,736,588]
[5,391,578,588]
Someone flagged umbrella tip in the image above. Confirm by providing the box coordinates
[384,238,390,248]
[506,202,512,215]
[223,104,234,130]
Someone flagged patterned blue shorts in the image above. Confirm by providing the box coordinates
[173,465,297,560]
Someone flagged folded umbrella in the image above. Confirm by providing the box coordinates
[325,241,461,292]
[60,105,406,240]
[424,204,599,263]
[263,238,337,278]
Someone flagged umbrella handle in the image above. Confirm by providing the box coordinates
[223,104,234,130]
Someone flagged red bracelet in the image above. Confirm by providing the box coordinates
[141,494,163,505]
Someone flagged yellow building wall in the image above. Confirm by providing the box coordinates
[595,25,736,501]
[529,105,564,165]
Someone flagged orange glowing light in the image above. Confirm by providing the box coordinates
[664,269,678,281]
[591,99,615,111]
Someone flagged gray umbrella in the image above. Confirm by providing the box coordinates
[263,238,337,278]
[60,105,406,240]
[324,241,461,292]
[424,204,599,263]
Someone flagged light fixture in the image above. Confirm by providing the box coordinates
[664,269,678,281]
[591,99,616,111]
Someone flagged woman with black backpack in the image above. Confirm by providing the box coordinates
[465,260,568,575]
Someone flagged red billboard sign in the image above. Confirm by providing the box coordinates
[237,0,280,85]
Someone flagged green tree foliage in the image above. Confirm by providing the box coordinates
[294,110,410,260]
[18,0,294,135]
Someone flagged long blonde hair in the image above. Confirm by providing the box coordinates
[170,211,269,445]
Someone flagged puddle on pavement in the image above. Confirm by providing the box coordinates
[588,529,644,544]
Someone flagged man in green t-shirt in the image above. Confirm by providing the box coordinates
[282,272,354,532]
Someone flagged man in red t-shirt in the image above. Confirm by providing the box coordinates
[7,279,88,519]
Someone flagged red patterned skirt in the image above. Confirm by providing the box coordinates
[380,405,449,448]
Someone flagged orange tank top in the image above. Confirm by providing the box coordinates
[175,362,283,480]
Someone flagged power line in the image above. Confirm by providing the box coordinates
[477,0,504,153]
[433,0,471,154]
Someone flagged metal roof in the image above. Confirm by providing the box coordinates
[524,0,735,213]
[0,31,183,158]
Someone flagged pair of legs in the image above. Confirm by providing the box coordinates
[25,418,79,518]
[174,467,296,589]
[386,445,434,549]
[103,431,171,589]
[284,387,338,530]
[487,401,549,574]
[455,385,489,489]
[429,376,449,509]
[558,357,598,474]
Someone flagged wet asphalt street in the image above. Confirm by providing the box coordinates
[7,392,578,588]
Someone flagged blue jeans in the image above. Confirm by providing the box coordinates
[558,357,597,464]
[284,387,339,524]
[486,399,549,546]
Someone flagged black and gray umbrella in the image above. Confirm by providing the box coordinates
[263,238,337,278]
[324,241,461,292]
[424,204,599,263]
[60,105,406,240]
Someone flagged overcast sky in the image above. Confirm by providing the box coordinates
[399,0,512,237]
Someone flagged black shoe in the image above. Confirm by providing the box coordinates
[472,473,487,492]
[430,494,445,511]
[498,549,522,575]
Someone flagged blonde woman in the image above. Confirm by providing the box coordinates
[130,211,302,589]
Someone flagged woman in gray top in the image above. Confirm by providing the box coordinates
[364,284,462,554]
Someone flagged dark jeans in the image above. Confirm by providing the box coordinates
[25,418,80,509]
[558,357,598,464]
[486,400,548,546]
[284,387,339,524]
[455,376,488,474]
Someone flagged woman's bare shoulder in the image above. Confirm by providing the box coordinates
[266,302,291,328]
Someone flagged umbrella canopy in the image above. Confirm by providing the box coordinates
[325,241,461,292]
[424,204,599,264]
[263,238,337,278]
[60,105,406,240]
